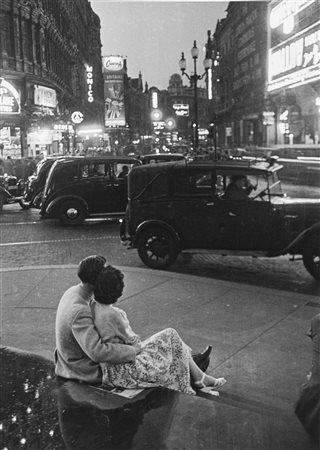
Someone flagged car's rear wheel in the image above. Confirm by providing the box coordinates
[302,235,320,280]
[137,227,179,269]
[19,198,31,209]
[58,199,86,226]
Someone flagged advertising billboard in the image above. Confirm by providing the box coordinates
[0,78,20,114]
[34,85,57,108]
[268,0,320,92]
[103,56,126,127]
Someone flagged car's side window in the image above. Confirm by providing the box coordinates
[175,170,212,196]
[54,164,78,184]
[80,163,106,178]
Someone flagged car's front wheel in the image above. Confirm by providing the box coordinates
[302,235,320,280]
[58,199,86,226]
[137,226,179,269]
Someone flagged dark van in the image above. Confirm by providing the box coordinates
[40,156,141,226]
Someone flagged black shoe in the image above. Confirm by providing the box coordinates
[192,346,212,372]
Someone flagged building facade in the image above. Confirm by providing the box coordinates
[209,1,269,148]
[266,0,320,146]
[208,0,320,149]
[0,0,104,158]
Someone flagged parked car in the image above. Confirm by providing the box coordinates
[0,174,24,212]
[140,153,186,164]
[120,157,320,279]
[19,157,63,209]
[40,156,141,226]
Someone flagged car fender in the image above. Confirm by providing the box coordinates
[133,220,181,246]
[276,222,320,256]
[46,195,89,216]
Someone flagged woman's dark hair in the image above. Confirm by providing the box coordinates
[77,255,107,284]
[93,266,124,305]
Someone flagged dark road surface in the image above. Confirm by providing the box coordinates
[1,200,319,297]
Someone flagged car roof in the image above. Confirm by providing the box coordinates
[140,153,185,160]
[131,157,283,176]
[51,155,141,165]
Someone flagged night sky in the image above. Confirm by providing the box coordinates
[91,0,228,90]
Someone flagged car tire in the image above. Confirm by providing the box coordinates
[137,226,179,269]
[58,199,86,226]
[19,198,31,210]
[32,189,44,209]
[0,193,4,212]
[302,235,320,280]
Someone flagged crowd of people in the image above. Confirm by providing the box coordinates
[0,155,40,179]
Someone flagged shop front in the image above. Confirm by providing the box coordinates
[0,77,23,158]
[267,0,320,146]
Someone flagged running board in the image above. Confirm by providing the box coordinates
[181,249,268,257]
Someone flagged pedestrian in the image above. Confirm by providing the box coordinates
[14,159,25,180]
[4,156,15,175]
[54,255,139,385]
[91,265,227,395]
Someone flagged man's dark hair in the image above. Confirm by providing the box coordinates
[94,266,124,305]
[77,255,107,284]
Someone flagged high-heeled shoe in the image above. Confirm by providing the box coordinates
[192,345,212,372]
[193,374,227,390]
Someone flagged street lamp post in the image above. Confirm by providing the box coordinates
[179,40,212,151]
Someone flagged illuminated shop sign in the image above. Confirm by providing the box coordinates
[153,121,165,130]
[34,85,57,108]
[151,91,158,109]
[86,66,94,103]
[71,111,84,124]
[173,104,189,117]
[270,0,315,33]
[0,78,20,114]
[268,20,320,91]
[103,56,124,73]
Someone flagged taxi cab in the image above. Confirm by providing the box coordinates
[121,157,320,279]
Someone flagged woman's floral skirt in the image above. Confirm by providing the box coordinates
[102,328,195,395]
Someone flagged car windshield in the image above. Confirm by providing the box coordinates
[217,170,283,200]
[247,172,282,199]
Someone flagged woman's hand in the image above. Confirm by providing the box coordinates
[132,341,143,355]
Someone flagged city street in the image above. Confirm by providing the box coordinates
[1,189,319,297]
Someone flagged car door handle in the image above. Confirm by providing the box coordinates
[206,202,215,206]
[228,211,236,216]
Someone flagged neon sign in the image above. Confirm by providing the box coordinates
[103,56,124,72]
[173,104,189,117]
[151,91,158,109]
[0,78,20,114]
[86,66,94,103]
[268,21,320,91]
[270,0,315,31]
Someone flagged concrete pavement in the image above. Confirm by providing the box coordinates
[1,264,320,449]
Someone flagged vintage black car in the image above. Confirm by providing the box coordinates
[40,156,141,226]
[120,158,320,279]
[19,157,62,209]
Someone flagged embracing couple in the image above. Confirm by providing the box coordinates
[55,255,226,395]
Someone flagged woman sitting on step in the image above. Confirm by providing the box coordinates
[91,265,227,395]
